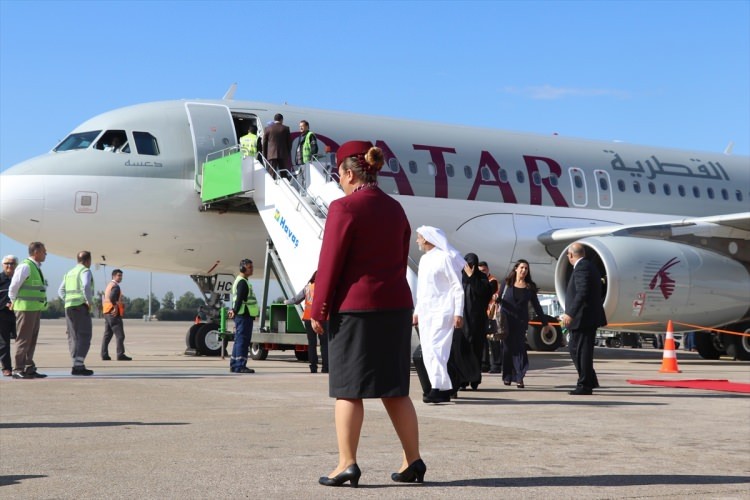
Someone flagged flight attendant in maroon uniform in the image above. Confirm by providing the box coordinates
[312,141,425,487]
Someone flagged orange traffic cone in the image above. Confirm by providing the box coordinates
[659,320,682,373]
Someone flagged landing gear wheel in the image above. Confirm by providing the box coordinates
[694,331,722,360]
[250,343,269,361]
[725,325,750,361]
[195,322,222,356]
[185,323,202,349]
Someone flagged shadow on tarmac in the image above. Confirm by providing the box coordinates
[425,473,750,488]
[0,421,188,429]
[0,475,47,487]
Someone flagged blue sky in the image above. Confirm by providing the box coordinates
[1,0,748,300]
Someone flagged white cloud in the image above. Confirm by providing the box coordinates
[501,85,631,100]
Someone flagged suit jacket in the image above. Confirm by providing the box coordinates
[564,258,607,331]
[262,122,292,167]
[311,187,413,321]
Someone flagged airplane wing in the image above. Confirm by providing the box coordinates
[539,212,750,262]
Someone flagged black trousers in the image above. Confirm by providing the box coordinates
[569,327,598,389]
[0,315,15,371]
[304,320,328,373]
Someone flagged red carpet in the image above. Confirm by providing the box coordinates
[627,379,750,394]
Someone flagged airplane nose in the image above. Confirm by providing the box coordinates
[0,171,44,242]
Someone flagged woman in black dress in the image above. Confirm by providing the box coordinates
[498,259,551,388]
[311,141,424,487]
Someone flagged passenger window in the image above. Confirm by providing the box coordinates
[663,184,671,196]
[54,131,102,152]
[692,186,700,198]
[499,169,508,183]
[446,163,455,177]
[633,181,641,193]
[617,179,626,192]
[531,171,542,186]
[481,166,491,181]
[463,165,473,179]
[648,182,655,194]
[599,177,609,191]
[388,158,400,173]
[408,160,418,174]
[549,173,559,187]
[133,132,160,156]
[707,187,714,199]
[678,185,686,197]
[721,188,729,200]
[516,170,525,183]
[736,190,744,202]
[427,162,437,177]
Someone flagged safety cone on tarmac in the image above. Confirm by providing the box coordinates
[659,320,682,373]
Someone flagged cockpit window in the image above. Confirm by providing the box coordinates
[54,131,101,152]
[96,130,129,153]
[133,132,160,156]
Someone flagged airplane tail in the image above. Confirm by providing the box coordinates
[223,83,237,100]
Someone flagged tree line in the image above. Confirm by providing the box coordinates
[41,291,206,321]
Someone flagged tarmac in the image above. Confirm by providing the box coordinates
[1,319,749,499]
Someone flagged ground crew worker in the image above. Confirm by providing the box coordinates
[58,251,95,376]
[295,120,318,165]
[285,271,328,373]
[240,124,260,159]
[8,241,49,379]
[101,268,131,361]
[228,258,259,373]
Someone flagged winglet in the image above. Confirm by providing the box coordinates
[223,83,237,100]
[724,141,734,155]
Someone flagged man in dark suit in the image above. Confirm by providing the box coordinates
[262,113,292,180]
[560,242,607,395]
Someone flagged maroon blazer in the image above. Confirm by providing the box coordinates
[262,122,292,167]
[311,186,413,320]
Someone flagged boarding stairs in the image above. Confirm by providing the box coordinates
[198,149,344,331]
[198,149,419,352]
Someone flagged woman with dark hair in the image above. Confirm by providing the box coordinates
[311,141,424,488]
[498,259,551,388]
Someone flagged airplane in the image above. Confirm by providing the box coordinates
[1,91,748,362]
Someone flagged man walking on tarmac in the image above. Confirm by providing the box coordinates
[228,259,259,374]
[101,268,131,361]
[58,251,95,376]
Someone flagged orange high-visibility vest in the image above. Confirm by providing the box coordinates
[302,283,314,320]
[103,280,125,316]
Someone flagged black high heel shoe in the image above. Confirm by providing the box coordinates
[319,463,361,487]
[391,458,427,483]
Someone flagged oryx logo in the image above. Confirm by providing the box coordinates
[648,257,680,299]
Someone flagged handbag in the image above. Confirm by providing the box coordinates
[487,285,509,342]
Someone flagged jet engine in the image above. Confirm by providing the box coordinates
[554,237,750,334]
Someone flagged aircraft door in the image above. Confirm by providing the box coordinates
[185,103,238,190]
[568,167,588,207]
[593,169,613,209]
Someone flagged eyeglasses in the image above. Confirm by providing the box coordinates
[2,262,16,266]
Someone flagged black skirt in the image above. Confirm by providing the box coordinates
[327,309,413,399]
